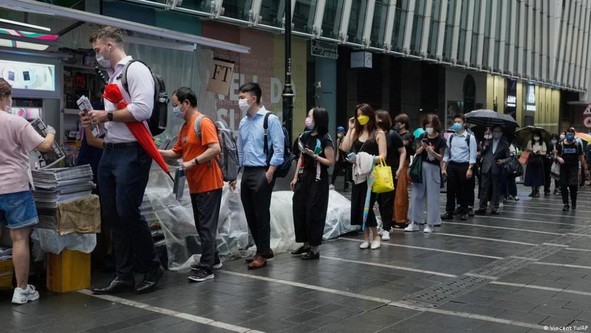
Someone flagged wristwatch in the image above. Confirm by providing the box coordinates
[107,112,114,121]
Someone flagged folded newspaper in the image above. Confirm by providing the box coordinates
[28,118,65,169]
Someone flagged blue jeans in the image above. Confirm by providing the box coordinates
[98,144,160,278]
[0,191,38,229]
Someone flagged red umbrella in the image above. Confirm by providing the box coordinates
[103,84,170,175]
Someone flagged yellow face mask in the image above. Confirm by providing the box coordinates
[357,115,370,126]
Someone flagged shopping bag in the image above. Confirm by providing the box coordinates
[372,159,395,193]
[550,162,561,180]
[409,154,423,183]
[518,151,530,166]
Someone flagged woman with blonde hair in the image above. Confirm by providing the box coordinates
[340,104,387,249]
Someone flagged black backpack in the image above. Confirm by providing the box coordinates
[121,60,169,136]
[263,112,296,178]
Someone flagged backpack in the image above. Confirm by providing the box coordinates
[122,60,169,136]
[263,112,296,178]
[194,115,240,182]
[447,132,472,159]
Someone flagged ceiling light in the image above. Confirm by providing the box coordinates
[0,0,250,54]
[0,18,50,32]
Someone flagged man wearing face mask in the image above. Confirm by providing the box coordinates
[556,128,586,211]
[0,79,56,304]
[158,87,223,282]
[475,125,510,215]
[81,26,164,294]
[441,114,477,221]
[229,82,284,269]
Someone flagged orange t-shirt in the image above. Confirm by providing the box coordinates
[172,112,223,193]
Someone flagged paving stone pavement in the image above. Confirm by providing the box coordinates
[2,180,591,332]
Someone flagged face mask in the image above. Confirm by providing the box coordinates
[357,115,370,126]
[533,136,540,141]
[305,117,314,130]
[452,122,463,132]
[95,46,111,68]
[551,139,557,144]
[238,98,251,113]
[425,127,434,135]
[484,134,492,140]
[172,105,184,118]
[493,132,502,139]
[566,134,575,141]
[560,134,565,140]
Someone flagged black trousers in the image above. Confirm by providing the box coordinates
[190,188,222,271]
[241,167,275,256]
[479,171,501,211]
[446,162,470,214]
[560,165,579,206]
[293,170,329,246]
[98,145,160,278]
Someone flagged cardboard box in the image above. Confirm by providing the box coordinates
[36,195,101,235]
[0,259,14,289]
[46,249,90,292]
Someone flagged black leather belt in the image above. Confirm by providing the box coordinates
[103,141,139,149]
[243,166,266,170]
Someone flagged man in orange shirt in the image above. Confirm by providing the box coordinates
[159,87,223,282]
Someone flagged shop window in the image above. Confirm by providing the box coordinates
[347,1,367,44]
[258,0,283,27]
[369,0,389,48]
[293,0,317,34]
[321,0,344,39]
[222,0,251,21]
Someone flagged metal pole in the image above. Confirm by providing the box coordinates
[282,0,294,144]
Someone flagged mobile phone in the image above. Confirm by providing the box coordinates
[8,71,15,81]
[23,71,30,81]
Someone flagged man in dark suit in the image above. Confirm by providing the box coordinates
[475,125,510,215]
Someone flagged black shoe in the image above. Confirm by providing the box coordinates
[563,205,570,211]
[92,277,135,294]
[532,193,540,198]
[459,214,467,221]
[136,266,164,294]
[544,191,550,195]
[441,213,454,220]
[572,205,577,211]
[474,209,487,215]
[490,211,499,215]
[467,207,475,217]
[453,208,460,215]
[291,245,311,255]
[301,251,320,260]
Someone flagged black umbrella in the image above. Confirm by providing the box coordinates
[465,109,519,128]
[514,126,550,149]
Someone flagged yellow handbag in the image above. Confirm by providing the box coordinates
[372,159,395,193]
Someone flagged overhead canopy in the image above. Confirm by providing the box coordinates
[0,0,250,54]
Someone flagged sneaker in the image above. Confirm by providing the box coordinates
[370,238,381,250]
[359,241,370,249]
[441,213,454,220]
[404,222,419,232]
[467,207,475,217]
[380,230,390,241]
[553,189,559,195]
[572,205,577,211]
[514,196,520,201]
[213,259,223,270]
[12,285,39,305]
[563,204,570,211]
[188,268,214,282]
[423,225,434,233]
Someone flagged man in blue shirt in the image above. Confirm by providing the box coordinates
[231,82,284,269]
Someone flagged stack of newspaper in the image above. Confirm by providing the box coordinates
[32,165,95,209]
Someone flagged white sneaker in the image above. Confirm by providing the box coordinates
[380,230,390,241]
[404,222,419,232]
[370,238,381,250]
[12,285,39,305]
[423,225,434,234]
[359,241,370,249]
[514,196,520,201]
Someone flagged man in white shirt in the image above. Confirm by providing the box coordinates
[81,26,163,294]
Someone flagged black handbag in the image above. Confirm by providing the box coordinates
[409,154,423,183]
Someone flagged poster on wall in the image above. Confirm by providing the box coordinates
[200,23,307,134]
[0,59,55,91]
[207,58,235,96]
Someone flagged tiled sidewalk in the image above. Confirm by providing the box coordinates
[2,182,591,332]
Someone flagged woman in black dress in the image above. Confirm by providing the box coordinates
[290,107,335,259]
[340,104,387,250]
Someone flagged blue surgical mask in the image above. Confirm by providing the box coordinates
[566,134,575,141]
[452,122,463,132]
[173,106,184,118]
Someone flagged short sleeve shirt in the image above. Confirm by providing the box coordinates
[420,134,447,166]
[385,130,404,167]
[172,112,223,194]
[0,112,44,194]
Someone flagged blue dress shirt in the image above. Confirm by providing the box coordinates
[237,106,285,167]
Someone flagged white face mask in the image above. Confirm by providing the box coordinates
[484,134,492,140]
[425,127,434,135]
[238,98,251,113]
[533,136,540,141]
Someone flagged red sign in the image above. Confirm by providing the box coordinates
[583,115,591,129]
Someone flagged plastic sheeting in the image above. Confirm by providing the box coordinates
[144,169,358,270]
[31,229,96,261]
